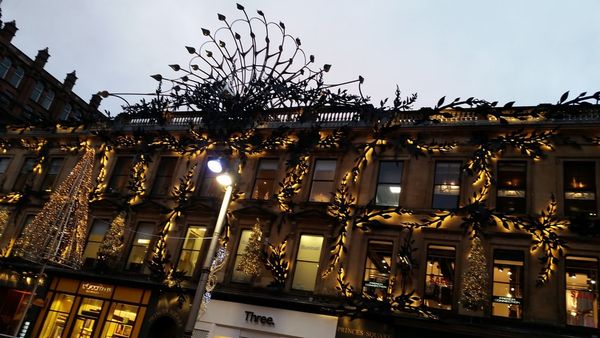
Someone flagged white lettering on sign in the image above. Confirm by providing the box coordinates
[245,311,274,326]
[81,282,113,295]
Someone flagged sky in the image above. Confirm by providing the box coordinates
[3,0,599,116]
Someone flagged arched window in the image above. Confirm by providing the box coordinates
[30,81,44,102]
[41,89,55,110]
[9,66,24,88]
[0,57,12,78]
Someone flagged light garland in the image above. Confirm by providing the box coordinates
[128,154,149,205]
[14,148,95,268]
[90,144,113,201]
[264,239,289,287]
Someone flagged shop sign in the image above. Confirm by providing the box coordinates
[363,281,388,289]
[79,282,113,297]
[245,311,275,326]
[336,317,394,338]
[492,296,521,305]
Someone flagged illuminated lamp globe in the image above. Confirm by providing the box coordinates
[207,159,223,173]
[216,173,233,186]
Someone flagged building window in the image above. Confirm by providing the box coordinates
[566,256,598,328]
[151,156,178,196]
[564,161,597,217]
[309,160,337,202]
[231,229,253,283]
[177,226,207,277]
[0,57,11,78]
[496,161,527,214]
[39,293,75,338]
[60,103,72,120]
[198,157,221,198]
[432,161,461,209]
[0,157,11,188]
[40,89,55,110]
[251,158,278,200]
[100,303,139,338]
[8,66,23,88]
[70,298,104,336]
[107,156,133,193]
[82,219,110,268]
[30,81,44,102]
[424,245,455,310]
[292,234,324,291]
[40,158,64,192]
[126,222,154,273]
[492,250,524,319]
[362,240,393,298]
[375,161,403,207]
[12,158,35,191]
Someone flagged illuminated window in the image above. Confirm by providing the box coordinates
[492,250,524,319]
[564,161,597,217]
[126,222,154,273]
[70,297,104,337]
[432,161,461,209]
[0,57,11,78]
[151,157,178,196]
[362,240,393,298]
[251,159,278,200]
[40,158,64,192]
[39,293,75,338]
[309,160,337,202]
[30,81,44,102]
[424,245,455,310]
[199,157,221,198]
[100,303,139,338]
[177,226,207,277]
[231,229,252,283]
[40,89,55,110]
[8,66,23,88]
[565,256,598,328]
[12,158,35,191]
[496,161,527,214]
[107,156,133,193]
[292,234,324,291]
[82,219,110,268]
[375,161,403,207]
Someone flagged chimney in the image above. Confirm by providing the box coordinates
[63,71,77,91]
[89,93,102,110]
[34,48,50,68]
[0,21,18,42]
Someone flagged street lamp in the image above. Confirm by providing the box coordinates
[183,159,234,337]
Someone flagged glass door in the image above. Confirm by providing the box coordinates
[69,298,104,338]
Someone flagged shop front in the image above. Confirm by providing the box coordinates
[195,300,338,338]
[31,277,151,338]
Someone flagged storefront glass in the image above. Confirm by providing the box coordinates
[424,245,455,310]
[492,250,524,319]
[70,298,104,337]
[39,293,75,338]
[100,303,139,338]
[566,256,598,328]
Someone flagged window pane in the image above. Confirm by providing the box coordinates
[252,159,278,200]
[313,160,336,181]
[309,181,334,202]
[0,57,11,78]
[41,90,55,110]
[151,157,178,196]
[108,157,133,193]
[376,184,401,206]
[39,294,74,338]
[0,157,11,174]
[101,303,139,338]
[564,161,597,216]
[434,162,461,184]
[31,81,44,102]
[378,161,403,184]
[292,235,324,291]
[178,226,206,277]
[424,245,455,310]
[432,162,461,209]
[492,250,524,319]
[363,241,393,298]
[182,227,206,251]
[9,66,24,88]
[126,222,154,272]
[231,230,252,283]
[41,158,64,192]
[199,157,221,197]
[566,256,598,328]
[497,162,527,214]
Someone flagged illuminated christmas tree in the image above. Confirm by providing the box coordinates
[236,219,264,278]
[97,211,126,267]
[460,235,490,311]
[15,149,95,268]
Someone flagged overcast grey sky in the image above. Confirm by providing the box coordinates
[3,1,600,115]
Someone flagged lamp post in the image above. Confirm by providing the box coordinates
[183,159,233,337]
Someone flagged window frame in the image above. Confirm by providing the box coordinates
[82,218,110,269]
[565,255,599,328]
[40,157,64,193]
[431,160,462,209]
[290,232,326,292]
[198,156,221,198]
[374,160,404,207]
[176,224,208,278]
[563,160,598,217]
[0,57,12,78]
[107,156,134,194]
[8,65,24,88]
[491,249,525,320]
[30,81,44,103]
[361,239,395,297]
[125,221,155,273]
[150,156,179,196]
[251,158,279,200]
[308,159,338,203]
[423,244,456,311]
[12,157,35,191]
